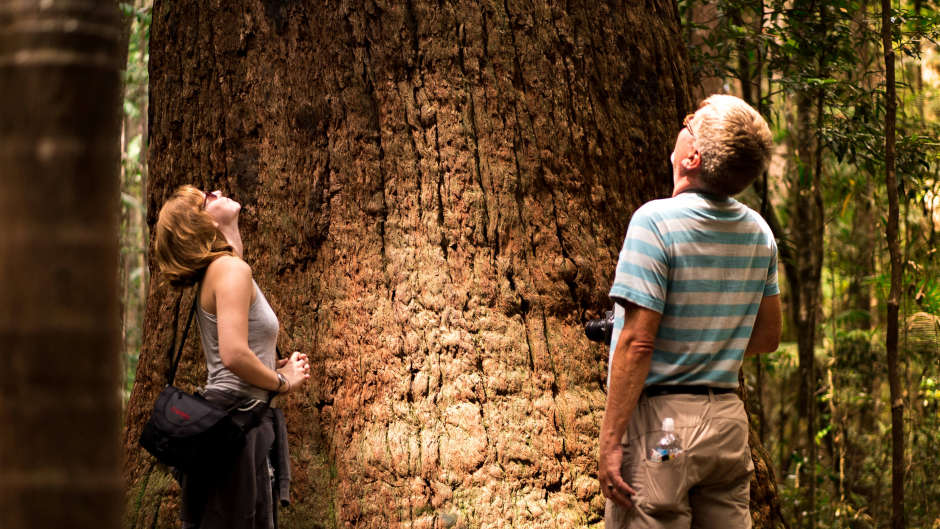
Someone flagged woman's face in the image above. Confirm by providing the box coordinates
[202,189,241,226]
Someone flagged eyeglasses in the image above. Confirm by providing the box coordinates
[202,190,219,209]
[682,113,696,137]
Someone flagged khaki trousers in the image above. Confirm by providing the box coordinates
[605,391,753,529]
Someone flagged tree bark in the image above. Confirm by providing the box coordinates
[881,2,904,528]
[0,2,124,529]
[122,1,783,527]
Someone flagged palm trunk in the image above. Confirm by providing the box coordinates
[0,2,124,528]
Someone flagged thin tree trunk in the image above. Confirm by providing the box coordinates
[0,2,124,529]
[779,373,788,475]
[731,6,752,106]
[740,375,789,529]
[137,0,151,309]
[121,115,132,368]
[751,0,771,442]
[753,174,800,476]
[683,0,695,50]
[119,2,150,399]
[881,2,904,528]
[779,5,827,527]
[689,0,723,101]
[139,126,150,310]
[806,5,828,522]
[913,0,924,122]
[742,1,767,445]
[791,89,823,529]
[846,183,874,331]
[755,1,766,118]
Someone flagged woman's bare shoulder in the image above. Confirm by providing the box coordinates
[201,256,255,312]
[204,255,252,288]
[206,255,251,274]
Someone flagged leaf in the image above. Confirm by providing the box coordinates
[839,190,853,218]
[805,77,839,86]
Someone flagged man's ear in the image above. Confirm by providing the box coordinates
[684,149,701,171]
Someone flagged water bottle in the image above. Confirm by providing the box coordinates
[648,417,683,462]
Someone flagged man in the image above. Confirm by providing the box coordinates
[599,94,782,529]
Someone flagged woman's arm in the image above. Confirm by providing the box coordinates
[208,256,308,391]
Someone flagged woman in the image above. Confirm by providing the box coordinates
[154,185,309,529]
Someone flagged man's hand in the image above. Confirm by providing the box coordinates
[599,439,637,509]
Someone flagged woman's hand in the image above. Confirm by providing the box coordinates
[276,351,310,392]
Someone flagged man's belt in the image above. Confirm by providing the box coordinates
[644,385,736,398]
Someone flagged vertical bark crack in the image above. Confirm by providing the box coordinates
[457,15,492,252]
[433,116,450,262]
[360,32,392,292]
[147,494,161,529]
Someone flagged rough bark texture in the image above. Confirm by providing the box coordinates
[122,1,780,527]
[0,2,124,528]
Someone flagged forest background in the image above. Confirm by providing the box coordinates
[113,1,940,529]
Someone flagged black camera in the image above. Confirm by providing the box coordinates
[584,310,614,344]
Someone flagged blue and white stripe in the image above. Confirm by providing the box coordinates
[608,192,779,389]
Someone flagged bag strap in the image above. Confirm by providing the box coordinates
[166,288,198,385]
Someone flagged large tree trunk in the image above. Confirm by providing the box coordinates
[122,1,783,527]
[0,2,124,529]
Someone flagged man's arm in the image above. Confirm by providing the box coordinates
[598,302,662,509]
[744,294,782,356]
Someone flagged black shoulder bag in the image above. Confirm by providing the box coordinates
[139,289,272,475]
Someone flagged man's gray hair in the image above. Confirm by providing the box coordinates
[687,94,773,196]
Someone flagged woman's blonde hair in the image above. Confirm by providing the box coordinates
[154,185,234,287]
[687,94,773,196]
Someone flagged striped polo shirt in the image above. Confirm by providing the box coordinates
[608,191,779,389]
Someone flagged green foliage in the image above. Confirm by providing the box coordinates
[681,0,940,527]
[119,0,152,405]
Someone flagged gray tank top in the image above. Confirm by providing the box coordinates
[196,280,279,401]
